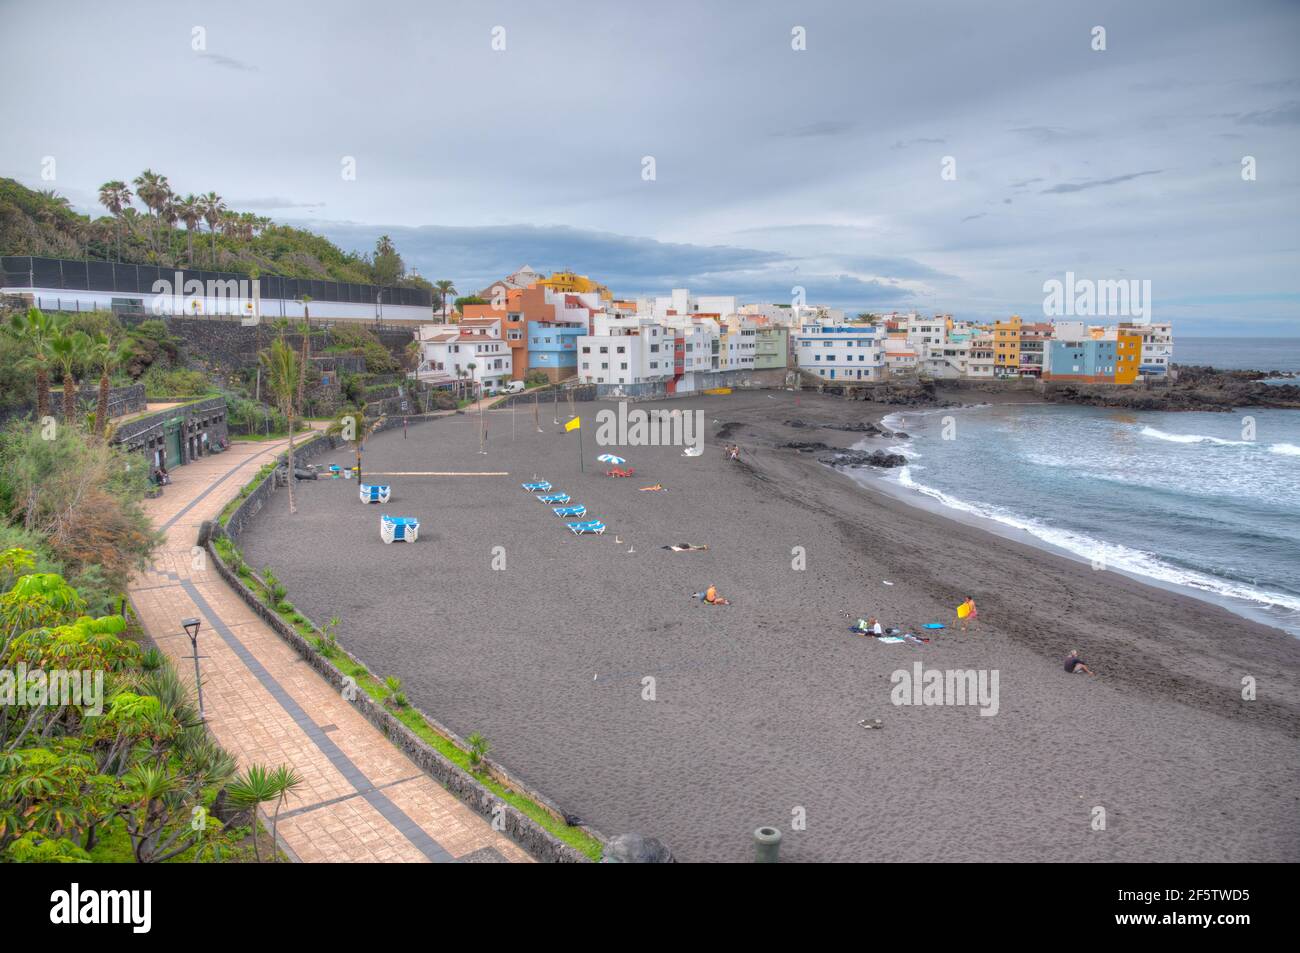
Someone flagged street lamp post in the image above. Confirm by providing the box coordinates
[182,617,206,719]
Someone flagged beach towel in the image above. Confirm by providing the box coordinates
[878,636,905,644]
[923,623,945,629]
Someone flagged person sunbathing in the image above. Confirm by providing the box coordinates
[665,543,709,552]
[691,584,730,606]
[639,484,667,492]
[1064,650,1096,676]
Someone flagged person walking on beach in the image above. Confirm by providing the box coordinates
[1064,650,1096,676]
[956,596,977,632]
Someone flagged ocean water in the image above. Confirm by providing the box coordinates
[1175,337,1300,373]
[869,403,1300,636]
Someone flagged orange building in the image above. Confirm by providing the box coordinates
[1114,330,1142,384]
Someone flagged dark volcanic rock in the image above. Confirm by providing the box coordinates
[1046,366,1300,412]
[781,440,834,453]
[819,449,908,469]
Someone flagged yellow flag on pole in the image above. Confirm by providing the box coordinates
[564,416,581,432]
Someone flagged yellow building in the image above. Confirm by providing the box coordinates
[993,314,1022,375]
[537,271,613,302]
[1114,330,1141,384]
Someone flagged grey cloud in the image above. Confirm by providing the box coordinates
[1233,101,1300,126]
[1040,170,1163,194]
[890,137,946,149]
[773,120,855,138]
[199,52,257,72]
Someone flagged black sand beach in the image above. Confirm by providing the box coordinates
[238,391,1300,862]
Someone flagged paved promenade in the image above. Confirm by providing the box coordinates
[128,436,531,863]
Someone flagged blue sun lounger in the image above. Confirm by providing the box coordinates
[359,483,391,504]
[566,520,606,535]
[553,505,586,517]
[522,481,551,492]
[380,515,419,543]
[536,493,571,504]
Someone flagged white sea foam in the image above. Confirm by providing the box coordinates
[890,468,1300,615]
[1139,426,1249,446]
[1270,442,1300,457]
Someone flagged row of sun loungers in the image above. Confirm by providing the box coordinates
[523,481,606,535]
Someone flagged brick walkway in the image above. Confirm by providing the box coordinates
[128,437,532,863]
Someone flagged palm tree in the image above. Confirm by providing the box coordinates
[5,308,63,420]
[49,329,89,425]
[227,764,301,863]
[175,195,203,266]
[327,403,370,480]
[260,335,301,515]
[131,169,171,257]
[199,192,225,266]
[88,331,131,436]
[296,299,313,418]
[435,279,456,323]
[159,196,179,263]
[98,181,133,262]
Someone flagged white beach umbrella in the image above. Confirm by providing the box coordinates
[597,453,627,465]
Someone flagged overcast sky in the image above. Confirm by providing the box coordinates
[2,0,1298,334]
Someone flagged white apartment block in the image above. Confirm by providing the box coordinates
[795,319,886,382]
[577,314,718,388]
[417,325,513,393]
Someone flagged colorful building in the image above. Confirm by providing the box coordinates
[1114,330,1142,384]
[537,270,612,302]
[1018,321,1053,377]
[1043,336,1119,383]
[752,325,789,371]
[993,314,1022,376]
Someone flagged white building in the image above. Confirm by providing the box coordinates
[577,313,718,392]
[416,324,512,394]
[1132,322,1174,374]
[795,319,886,382]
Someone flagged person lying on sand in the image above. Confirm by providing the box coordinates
[639,484,667,492]
[1064,650,1096,676]
[691,584,730,606]
[664,543,709,552]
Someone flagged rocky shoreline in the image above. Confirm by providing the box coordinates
[1042,365,1300,412]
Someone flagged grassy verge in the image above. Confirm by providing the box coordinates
[217,463,276,526]
[211,536,603,860]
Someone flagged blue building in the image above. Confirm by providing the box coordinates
[1044,337,1118,382]
[527,321,586,381]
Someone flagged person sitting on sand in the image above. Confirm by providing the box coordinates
[956,596,977,632]
[1064,650,1096,676]
[851,617,883,636]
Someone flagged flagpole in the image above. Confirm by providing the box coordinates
[579,418,584,473]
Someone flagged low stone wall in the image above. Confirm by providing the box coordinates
[211,424,602,862]
[0,382,146,425]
